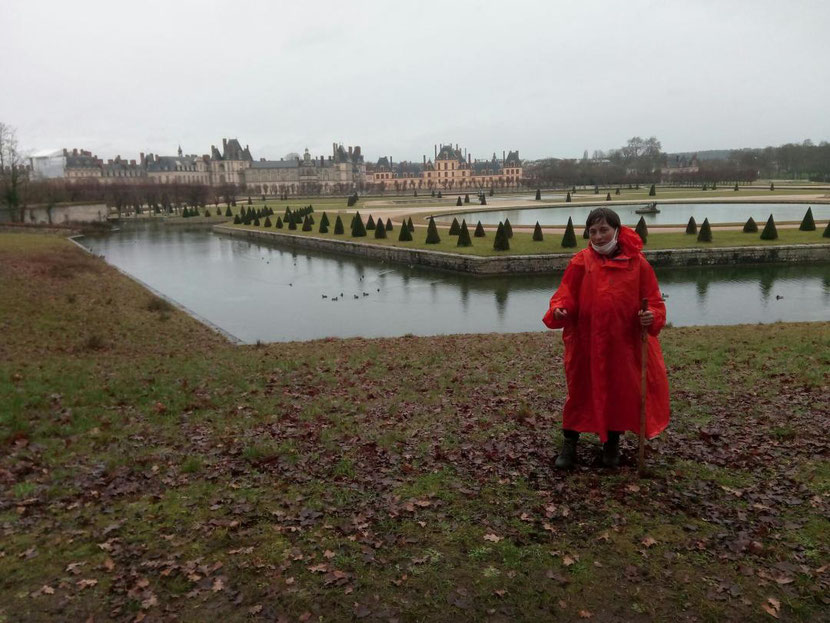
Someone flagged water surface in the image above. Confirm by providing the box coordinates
[80,223,830,343]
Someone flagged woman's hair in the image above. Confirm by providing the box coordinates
[585,207,621,229]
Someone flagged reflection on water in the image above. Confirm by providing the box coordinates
[437,202,830,227]
[80,223,830,343]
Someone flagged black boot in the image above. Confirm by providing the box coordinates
[555,434,578,470]
[602,432,621,468]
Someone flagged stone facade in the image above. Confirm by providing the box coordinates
[243,144,365,195]
[52,140,522,195]
[367,143,523,192]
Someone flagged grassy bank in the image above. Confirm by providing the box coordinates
[1,233,828,622]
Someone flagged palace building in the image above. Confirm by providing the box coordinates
[38,139,521,194]
[366,143,523,192]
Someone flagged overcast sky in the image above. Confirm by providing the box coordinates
[2,0,829,162]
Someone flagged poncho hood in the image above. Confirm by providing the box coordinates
[617,225,643,256]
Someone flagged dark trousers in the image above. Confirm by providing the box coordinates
[563,430,621,442]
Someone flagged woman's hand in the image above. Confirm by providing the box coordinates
[638,308,654,327]
[553,308,568,320]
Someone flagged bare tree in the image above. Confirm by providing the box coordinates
[0,122,27,222]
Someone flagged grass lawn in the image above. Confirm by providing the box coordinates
[1,233,828,622]
[225,218,830,257]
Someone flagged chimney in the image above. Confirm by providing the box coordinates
[423,155,426,164]
[348,146,353,157]
[503,151,506,164]
[434,144,437,159]
[222,138,227,151]
[140,152,145,165]
[456,143,458,151]
[468,153,471,164]
[130,159,135,166]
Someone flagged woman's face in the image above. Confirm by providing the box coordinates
[588,218,616,247]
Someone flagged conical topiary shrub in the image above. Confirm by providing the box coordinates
[333,215,344,234]
[352,212,367,237]
[385,218,392,231]
[648,184,656,197]
[799,207,816,231]
[407,217,415,233]
[319,218,328,234]
[264,216,272,227]
[760,215,778,240]
[457,220,472,247]
[233,214,241,224]
[615,188,620,195]
[464,193,470,203]
[425,217,440,244]
[823,220,830,238]
[734,183,739,191]
[606,193,611,201]
[504,218,513,238]
[562,217,577,248]
[284,206,291,219]
[686,216,697,235]
[697,218,712,242]
[493,222,510,251]
[456,196,462,206]
[474,221,486,237]
[225,206,232,217]
[398,220,413,241]
[480,195,487,205]
[437,191,442,198]
[320,212,330,228]
[276,216,283,228]
[302,215,313,231]
[566,191,572,202]
[366,215,376,230]
[288,213,297,230]
[743,217,757,233]
[770,182,775,191]
[532,221,544,241]
[635,216,648,244]
[535,189,541,200]
[374,221,387,238]
[254,217,261,226]
[449,217,461,235]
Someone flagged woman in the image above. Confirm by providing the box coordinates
[543,207,670,469]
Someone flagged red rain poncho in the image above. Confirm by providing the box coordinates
[542,226,670,442]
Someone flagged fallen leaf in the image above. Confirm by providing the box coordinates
[579,609,593,618]
[77,578,98,590]
[141,593,158,609]
[563,555,576,567]
[483,533,502,543]
[248,605,263,615]
[642,536,657,548]
[102,558,115,572]
[323,550,336,559]
[41,585,55,595]
[211,577,225,592]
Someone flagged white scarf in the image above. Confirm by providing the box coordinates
[590,228,619,255]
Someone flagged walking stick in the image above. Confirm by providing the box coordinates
[638,298,648,476]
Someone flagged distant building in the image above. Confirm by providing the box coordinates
[44,139,520,195]
[661,154,699,180]
[366,143,522,191]
[243,144,365,195]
